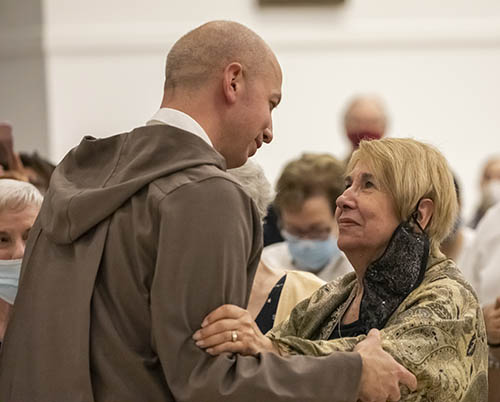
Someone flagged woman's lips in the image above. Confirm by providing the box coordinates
[338,217,359,226]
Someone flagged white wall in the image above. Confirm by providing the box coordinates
[0,0,49,156]
[5,0,500,220]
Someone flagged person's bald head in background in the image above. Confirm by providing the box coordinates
[343,94,388,152]
[161,21,282,169]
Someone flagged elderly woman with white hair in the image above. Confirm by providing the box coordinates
[0,179,42,342]
[195,138,488,401]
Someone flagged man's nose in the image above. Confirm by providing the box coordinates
[263,127,273,144]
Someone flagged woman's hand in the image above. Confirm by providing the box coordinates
[192,304,278,356]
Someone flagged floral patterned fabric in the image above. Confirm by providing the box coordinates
[268,256,489,401]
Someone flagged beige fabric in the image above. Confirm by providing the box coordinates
[269,256,489,401]
[274,270,325,327]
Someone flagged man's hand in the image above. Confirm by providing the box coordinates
[355,329,417,402]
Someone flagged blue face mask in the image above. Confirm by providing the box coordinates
[282,231,340,272]
[0,258,22,305]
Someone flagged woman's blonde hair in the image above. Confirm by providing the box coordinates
[275,153,345,214]
[347,138,458,255]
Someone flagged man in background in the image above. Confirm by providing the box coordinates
[343,94,388,158]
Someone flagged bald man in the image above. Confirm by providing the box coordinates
[0,21,414,402]
[343,94,388,155]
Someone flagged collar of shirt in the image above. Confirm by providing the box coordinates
[146,108,213,147]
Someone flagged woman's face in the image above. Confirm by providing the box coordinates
[0,205,39,260]
[335,161,399,266]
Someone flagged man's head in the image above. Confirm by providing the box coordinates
[162,21,282,168]
[343,95,388,151]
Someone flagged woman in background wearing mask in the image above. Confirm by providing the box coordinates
[0,179,42,343]
[247,153,352,333]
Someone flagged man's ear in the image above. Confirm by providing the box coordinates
[222,62,244,104]
[415,198,434,230]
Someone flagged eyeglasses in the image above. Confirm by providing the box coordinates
[281,226,332,241]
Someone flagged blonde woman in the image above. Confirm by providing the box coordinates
[195,138,488,401]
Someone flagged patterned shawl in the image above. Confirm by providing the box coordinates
[268,256,488,401]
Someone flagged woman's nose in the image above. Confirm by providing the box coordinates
[336,187,356,210]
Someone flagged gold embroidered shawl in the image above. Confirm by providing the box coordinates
[268,256,488,401]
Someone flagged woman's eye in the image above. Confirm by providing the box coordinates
[363,180,377,189]
[344,182,352,189]
[0,235,11,244]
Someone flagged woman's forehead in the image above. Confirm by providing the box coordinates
[346,159,376,178]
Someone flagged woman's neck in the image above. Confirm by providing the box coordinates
[340,256,369,325]
[341,284,364,325]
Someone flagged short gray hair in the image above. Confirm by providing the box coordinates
[228,160,274,222]
[0,179,43,212]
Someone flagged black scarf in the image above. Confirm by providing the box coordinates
[330,220,429,338]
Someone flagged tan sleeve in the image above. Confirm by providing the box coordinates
[150,176,362,402]
[274,271,326,328]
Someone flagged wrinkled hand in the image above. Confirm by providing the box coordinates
[192,304,277,356]
[483,297,500,345]
[355,329,417,402]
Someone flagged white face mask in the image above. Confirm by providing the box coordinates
[486,179,500,205]
[0,258,22,305]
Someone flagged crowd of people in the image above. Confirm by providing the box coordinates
[0,19,498,402]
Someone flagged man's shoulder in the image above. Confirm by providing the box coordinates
[150,164,241,198]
